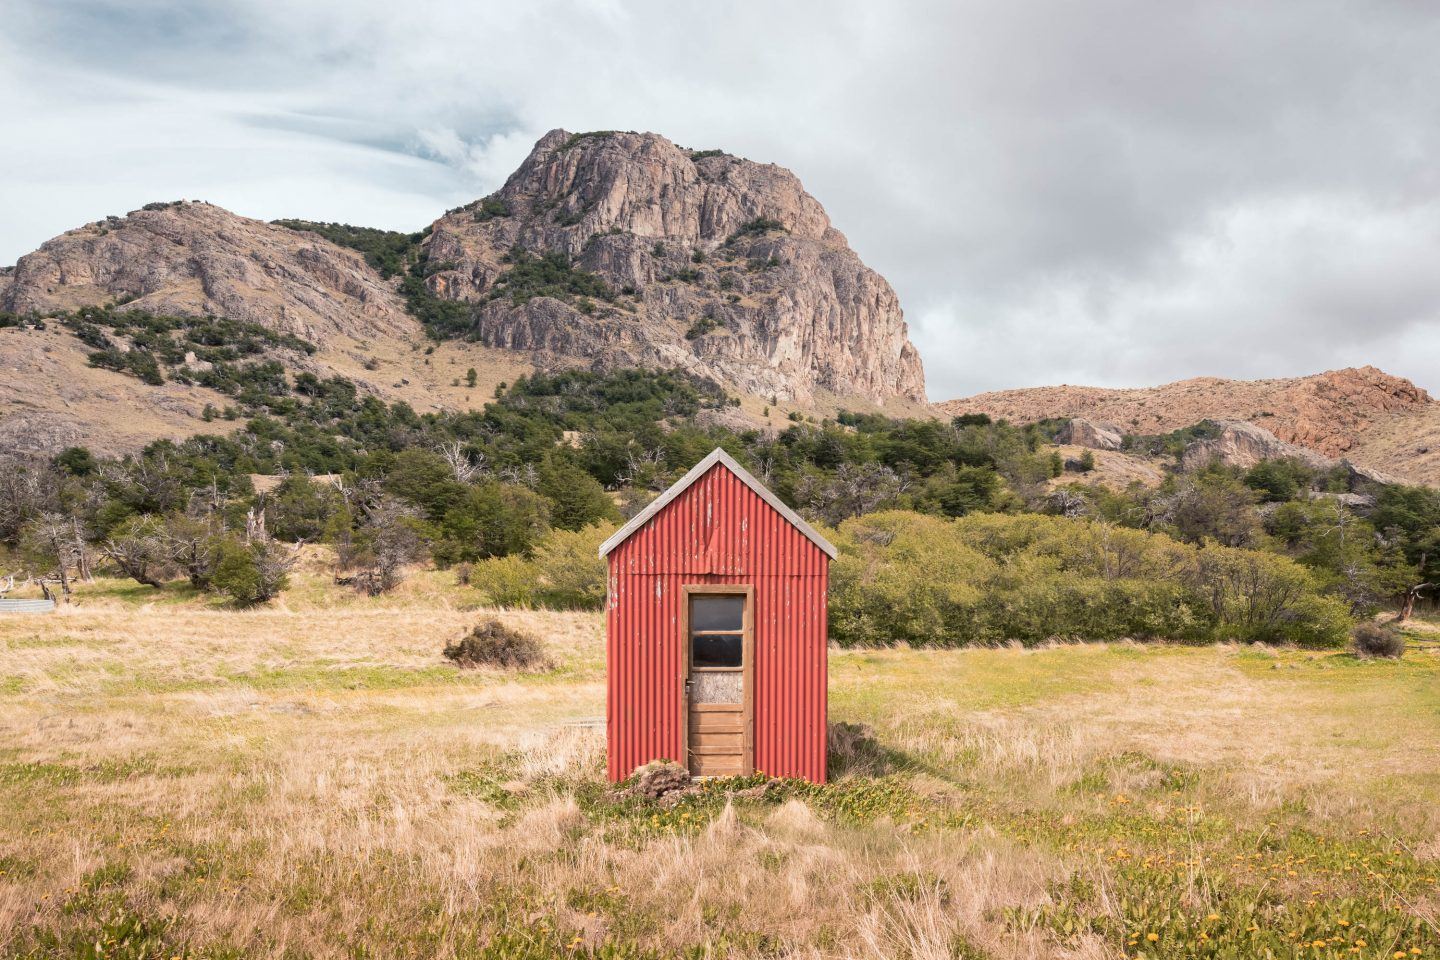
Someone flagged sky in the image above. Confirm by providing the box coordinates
[3,0,1439,400]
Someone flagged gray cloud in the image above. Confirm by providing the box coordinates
[3,0,1438,399]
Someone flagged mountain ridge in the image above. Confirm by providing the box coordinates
[941,365,1440,485]
[0,129,927,412]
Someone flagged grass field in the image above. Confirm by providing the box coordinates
[1,572,1438,959]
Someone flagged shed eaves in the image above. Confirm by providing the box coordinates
[597,447,838,559]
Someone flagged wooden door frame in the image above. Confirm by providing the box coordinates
[680,583,755,776]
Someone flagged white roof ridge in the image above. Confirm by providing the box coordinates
[597,447,838,559]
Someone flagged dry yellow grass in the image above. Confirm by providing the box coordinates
[1,573,1438,959]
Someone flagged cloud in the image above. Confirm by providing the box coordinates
[3,0,1439,399]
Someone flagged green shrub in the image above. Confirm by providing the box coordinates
[264,474,339,542]
[538,459,620,531]
[1185,543,1351,646]
[443,620,548,670]
[209,537,292,606]
[830,511,1350,648]
[685,315,721,339]
[466,524,613,610]
[729,217,787,242]
[1244,457,1315,502]
[531,524,613,609]
[467,555,537,607]
[472,197,510,222]
[559,130,621,152]
[488,249,614,306]
[433,482,549,566]
[271,220,425,278]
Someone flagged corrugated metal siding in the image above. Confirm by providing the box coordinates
[607,462,828,783]
[0,599,56,613]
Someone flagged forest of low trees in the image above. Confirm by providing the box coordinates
[1,320,1436,643]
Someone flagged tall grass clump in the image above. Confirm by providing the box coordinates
[830,511,1350,648]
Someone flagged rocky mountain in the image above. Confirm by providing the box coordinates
[0,200,546,455]
[0,130,930,455]
[418,129,926,405]
[0,201,411,343]
[0,130,928,460]
[942,366,1440,485]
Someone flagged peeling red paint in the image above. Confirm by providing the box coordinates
[605,459,829,783]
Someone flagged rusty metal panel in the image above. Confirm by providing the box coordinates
[606,460,828,783]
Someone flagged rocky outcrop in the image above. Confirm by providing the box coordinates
[1,201,414,343]
[420,129,926,404]
[1057,417,1123,451]
[1180,420,1333,472]
[943,366,1438,483]
[1179,420,1406,488]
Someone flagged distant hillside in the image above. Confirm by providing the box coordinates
[941,366,1440,485]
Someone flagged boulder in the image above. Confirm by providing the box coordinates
[1057,417,1123,450]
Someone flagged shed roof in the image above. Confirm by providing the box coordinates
[598,447,838,560]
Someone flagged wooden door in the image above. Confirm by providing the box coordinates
[682,585,754,777]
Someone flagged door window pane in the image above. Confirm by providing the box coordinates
[691,595,744,632]
[693,632,742,668]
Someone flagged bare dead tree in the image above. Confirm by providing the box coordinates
[163,513,224,589]
[616,447,666,490]
[244,507,267,544]
[1046,488,1090,518]
[437,441,485,484]
[69,515,94,582]
[0,454,59,542]
[19,513,83,599]
[1398,584,1433,621]
[104,517,174,588]
[795,463,909,526]
[342,497,425,595]
[498,463,539,489]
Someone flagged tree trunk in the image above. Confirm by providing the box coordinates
[72,518,94,581]
[1397,582,1434,623]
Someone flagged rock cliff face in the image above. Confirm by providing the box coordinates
[420,129,926,404]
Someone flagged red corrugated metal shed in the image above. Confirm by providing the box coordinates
[599,448,834,783]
